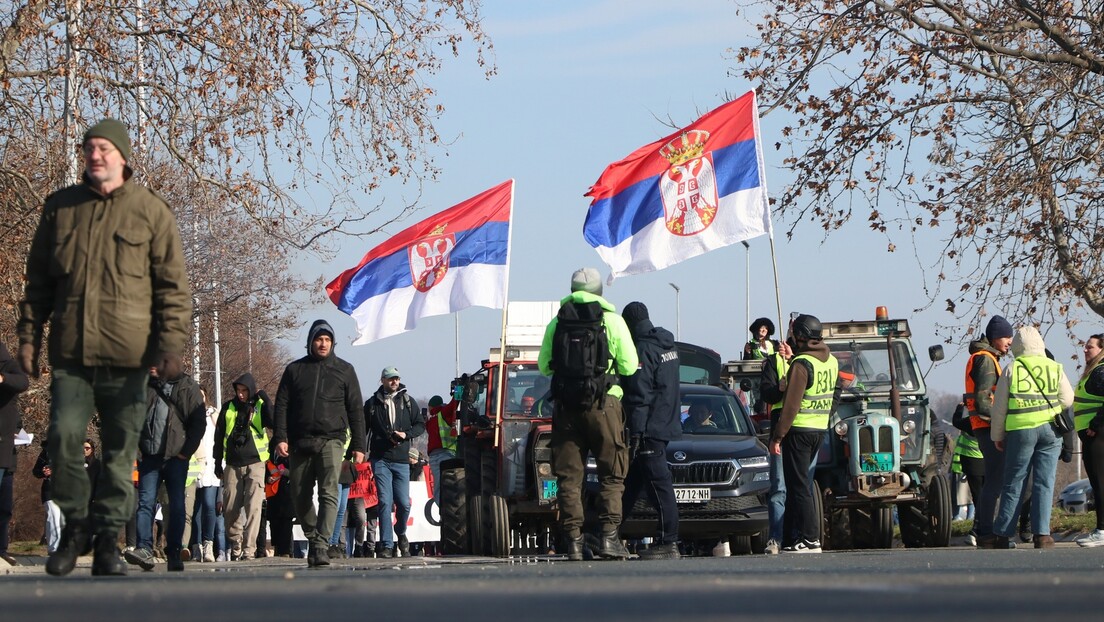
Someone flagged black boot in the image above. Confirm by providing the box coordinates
[166,548,184,572]
[46,519,91,576]
[598,530,630,560]
[91,533,128,577]
[563,533,584,562]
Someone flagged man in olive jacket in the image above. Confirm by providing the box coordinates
[18,118,193,577]
[273,320,365,568]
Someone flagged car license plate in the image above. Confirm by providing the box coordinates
[541,479,558,501]
[860,452,894,473]
[674,487,711,503]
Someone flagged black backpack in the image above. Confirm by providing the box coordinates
[550,301,611,410]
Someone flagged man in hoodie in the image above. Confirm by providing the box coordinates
[365,366,424,558]
[966,315,1012,548]
[538,268,638,561]
[274,320,365,568]
[124,365,206,571]
[212,372,272,561]
[620,302,681,560]
[769,314,837,554]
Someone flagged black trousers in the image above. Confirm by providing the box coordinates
[781,429,824,545]
[1080,429,1104,530]
[622,438,679,544]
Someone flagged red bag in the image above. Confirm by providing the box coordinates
[348,461,378,507]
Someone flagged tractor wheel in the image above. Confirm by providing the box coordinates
[468,494,486,556]
[439,466,469,555]
[485,494,511,558]
[901,473,952,548]
[851,505,894,549]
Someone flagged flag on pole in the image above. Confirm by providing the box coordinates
[327,180,513,345]
[583,91,771,278]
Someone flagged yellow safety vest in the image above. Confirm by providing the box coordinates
[1006,356,1062,432]
[224,398,270,462]
[186,453,203,487]
[437,411,457,453]
[767,353,791,414]
[790,353,838,430]
[1073,361,1104,432]
[951,434,981,474]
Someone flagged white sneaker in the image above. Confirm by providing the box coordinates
[764,539,780,555]
[1076,529,1104,548]
[965,533,977,547]
[783,539,822,554]
[201,541,215,563]
[711,540,731,557]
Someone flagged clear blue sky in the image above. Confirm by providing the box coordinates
[279,1,1090,406]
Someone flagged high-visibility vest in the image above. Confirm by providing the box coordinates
[223,398,270,463]
[749,340,776,360]
[437,411,457,453]
[951,433,982,473]
[265,460,283,498]
[185,453,203,487]
[1073,361,1104,431]
[1006,356,1062,432]
[790,353,838,430]
[766,353,791,414]
[965,350,1001,430]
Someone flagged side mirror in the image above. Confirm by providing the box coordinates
[740,378,753,392]
[928,345,945,362]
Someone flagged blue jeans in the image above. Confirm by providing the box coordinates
[372,458,411,548]
[136,454,188,552]
[194,485,219,543]
[329,483,351,546]
[994,423,1061,537]
[974,426,1004,537]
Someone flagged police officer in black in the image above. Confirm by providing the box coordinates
[620,302,682,560]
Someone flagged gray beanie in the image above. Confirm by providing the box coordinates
[570,267,603,295]
[83,118,133,162]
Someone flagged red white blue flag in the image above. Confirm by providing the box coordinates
[583,91,770,278]
[327,180,513,344]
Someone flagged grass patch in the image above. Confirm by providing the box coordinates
[950,508,1096,536]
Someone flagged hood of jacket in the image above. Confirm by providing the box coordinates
[1011,326,1047,358]
[795,338,831,362]
[969,337,1001,357]
[232,372,257,402]
[560,290,616,312]
[631,319,675,349]
[307,319,335,360]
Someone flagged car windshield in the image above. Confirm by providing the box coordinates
[827,339,921,394]
[679,392,752,435]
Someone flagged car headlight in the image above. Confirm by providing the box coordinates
[833,421,848,437]
[902,420,916,435]
[738,456,768,468]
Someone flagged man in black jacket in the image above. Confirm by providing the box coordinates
[124,365,206,571]
[273,320,365,568]
[365,366,424,558]
[213,372,273,561]
[620,302,682,560]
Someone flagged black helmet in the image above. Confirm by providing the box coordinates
[792,314,823,340]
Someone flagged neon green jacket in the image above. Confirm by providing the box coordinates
[538,291,638,399]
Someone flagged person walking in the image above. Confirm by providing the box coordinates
[1073,333,1104,547]
[759,329,795,554]
[273,319,366,568]
[125,365,206,571]
[0,342,28,486]
[769,314,837,554]
[191,390,220,562]
[18,118,193,577]
[538,268,638,561]
[365,366,424,558]
[619,302,681,560]
[950,402,984,545]
[213,373,272,561]
[966,315,1014,549]
[989,326,1072,548]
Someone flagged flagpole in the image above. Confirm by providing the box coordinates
[455,313,461,378]
[769,230,784,339]
[493,180,516,448]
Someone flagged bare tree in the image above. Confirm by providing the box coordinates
[730,0,1104,339]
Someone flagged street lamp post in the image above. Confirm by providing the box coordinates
[669,282,681,341]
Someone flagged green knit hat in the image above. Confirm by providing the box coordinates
[83,118,133,162]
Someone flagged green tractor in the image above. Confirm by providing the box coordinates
[816,310,950,550]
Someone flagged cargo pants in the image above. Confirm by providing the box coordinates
[551,394,628,537]
[48,366,149,535]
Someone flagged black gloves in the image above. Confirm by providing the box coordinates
[19,342,40,378]
[214,463,224,480]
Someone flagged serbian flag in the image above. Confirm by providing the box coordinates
[584,90,771,278]
[327,180,513,345]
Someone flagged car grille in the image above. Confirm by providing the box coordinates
[669,461,737,485]
[629,495,765,517]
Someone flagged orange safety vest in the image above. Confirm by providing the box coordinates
[264,460,284,498]
[964,350,1001,430]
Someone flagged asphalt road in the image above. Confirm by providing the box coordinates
[2,546,1101,621]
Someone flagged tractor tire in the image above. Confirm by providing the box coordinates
[900,472,952,548]
[468,494,486,556]
[486,494,511,558]
[439,466,469,555]
[851,505,894,549]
